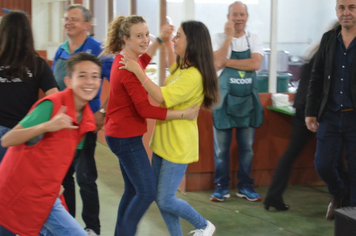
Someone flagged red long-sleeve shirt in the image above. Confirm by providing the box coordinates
[105,53,167,138]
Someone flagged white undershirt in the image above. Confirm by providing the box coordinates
[212,31,264,77]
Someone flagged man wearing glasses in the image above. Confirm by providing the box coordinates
[52,4,112,236]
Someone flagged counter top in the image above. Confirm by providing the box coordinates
[267,105,295,116]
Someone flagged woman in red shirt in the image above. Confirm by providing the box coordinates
[101,15,198,236]
[120,20,220,236]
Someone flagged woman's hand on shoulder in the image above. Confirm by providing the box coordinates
[119,55,141,74]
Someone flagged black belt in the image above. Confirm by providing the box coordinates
[341,108,355,112]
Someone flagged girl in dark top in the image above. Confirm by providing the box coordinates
[0,11,58,236]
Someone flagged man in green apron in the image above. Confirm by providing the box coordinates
[210,1,264,202]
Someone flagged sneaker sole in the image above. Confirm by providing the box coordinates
[210,196,225,202]
[207,222,216,236]
[236,192,262,202]
[210,194,230,202]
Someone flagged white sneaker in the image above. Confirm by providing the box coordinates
[85,229,100,236]
[188,220,216,236]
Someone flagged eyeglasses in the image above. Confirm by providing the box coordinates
[62,17,86,23]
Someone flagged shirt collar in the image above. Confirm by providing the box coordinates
[60,36,89,54]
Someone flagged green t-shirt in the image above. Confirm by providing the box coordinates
[19,100,85,149]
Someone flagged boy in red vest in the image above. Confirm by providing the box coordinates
[0,52,102,236]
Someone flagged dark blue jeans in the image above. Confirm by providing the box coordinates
[0,125,16,236]
[62,132,100,234]
[213,126,255,189]
[315,111,356,205]
[106,135,156,236]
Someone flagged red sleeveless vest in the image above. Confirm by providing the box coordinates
[0,88,96,236]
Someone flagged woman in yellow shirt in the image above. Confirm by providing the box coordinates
[121,20,219,236]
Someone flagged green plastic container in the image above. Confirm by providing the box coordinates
[256,72,291,93]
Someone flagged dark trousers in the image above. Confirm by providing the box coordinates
[62,132,100,234]
[265,109,313,204]
[315,111,356,205]
[265,109,349,205]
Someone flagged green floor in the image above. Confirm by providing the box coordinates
[75,142,335,236]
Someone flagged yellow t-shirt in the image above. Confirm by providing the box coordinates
[150,64,204,164]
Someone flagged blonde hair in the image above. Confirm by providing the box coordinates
[102,15,146,55]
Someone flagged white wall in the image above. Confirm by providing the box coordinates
[32,0,104,60]
[32,0,66,60]
[277,0,337,56]
[32,0,50,51]
[137,0,159,37]
[114,0,130,16]
[168,0,338,57]
[32,0,339,59]
[93,0,108,44]
[193,1,271,41]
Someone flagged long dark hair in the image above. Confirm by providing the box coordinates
[0,11,39,82]
[174,21,220,109]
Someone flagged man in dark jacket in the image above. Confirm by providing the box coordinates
[305,0,356,220]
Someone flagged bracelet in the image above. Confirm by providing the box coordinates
[142,77,150,86]
[99,108,106,117]
[156,37,164,45]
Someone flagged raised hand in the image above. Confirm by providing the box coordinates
[159,24,174,43]
[224,21,234,39]
[45,106,78,132]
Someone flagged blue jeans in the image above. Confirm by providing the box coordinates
[152,153,206,236]
[213,126,255,189]
[40,198,86,236]
[62,132,100,234]
[105,135,156,236]
[0,125,15,236]
[315,111,356,205]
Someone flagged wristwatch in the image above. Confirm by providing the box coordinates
[99,108,106,117]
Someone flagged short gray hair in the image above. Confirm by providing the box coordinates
[228,1,249,15]
[67,4,92,22]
